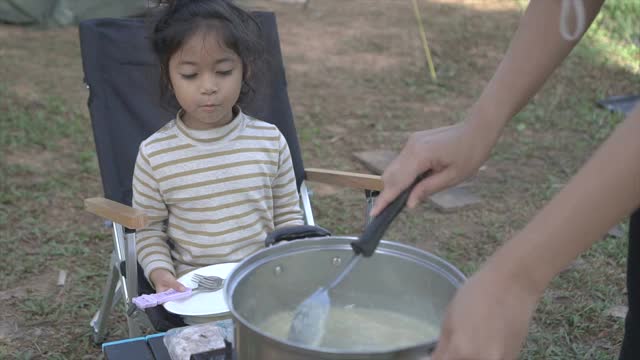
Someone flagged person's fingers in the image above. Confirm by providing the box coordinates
[371,125,466,216]
[157,279,187,293]
[171,280,187,292]
[370,162,419,216]
[430,347,445,360]
[155,284,171,293]
[406,170,455,208]
[430,315,453,360]
[371,183,404,217]
[430,336,449,360]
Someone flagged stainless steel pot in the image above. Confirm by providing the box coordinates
[224,236,465,360]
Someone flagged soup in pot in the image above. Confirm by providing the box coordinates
[258,305,439,351]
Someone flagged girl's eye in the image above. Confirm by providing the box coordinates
[181,73,197,79]
[217,70,233,76]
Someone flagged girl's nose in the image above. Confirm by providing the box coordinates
[201,83,217,95]
[201,76,217,95]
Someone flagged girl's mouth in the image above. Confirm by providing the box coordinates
[201,104,218,112]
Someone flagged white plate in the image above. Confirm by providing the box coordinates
[163,262,238,317]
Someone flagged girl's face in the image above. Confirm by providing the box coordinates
[168,30,243,130]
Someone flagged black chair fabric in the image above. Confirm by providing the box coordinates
[79,12,305,207]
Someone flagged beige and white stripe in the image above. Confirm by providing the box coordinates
[132,110,303,280]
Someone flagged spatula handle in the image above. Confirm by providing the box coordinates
[351,172,429,257]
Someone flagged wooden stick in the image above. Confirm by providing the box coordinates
[84,197,149,229]
[305,168,383,191]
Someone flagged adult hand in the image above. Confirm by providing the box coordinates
[149,268,187,293]
[431,264,541,360]
[370,121,495,216]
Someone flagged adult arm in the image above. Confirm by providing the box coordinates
[371,0,605,215]
[433,104,640,359]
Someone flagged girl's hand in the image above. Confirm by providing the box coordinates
[149,268,187,293]
[371,121,495,216]
[431,265,541,360]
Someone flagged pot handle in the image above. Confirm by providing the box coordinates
[351,171,429,257]
[264,225,332,247]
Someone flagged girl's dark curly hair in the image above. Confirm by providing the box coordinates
[150,0,263,107]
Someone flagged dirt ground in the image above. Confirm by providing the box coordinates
[1,0,638,358]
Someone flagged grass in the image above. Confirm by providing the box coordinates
[524,234,628,359]
[578,0,640,73]
[0,86,120,358]
[0,0,638,358]
[511,0,640,73]
[0,93,86,151]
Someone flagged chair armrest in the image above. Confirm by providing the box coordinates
[304,168,383,191]
[84,197,149,230]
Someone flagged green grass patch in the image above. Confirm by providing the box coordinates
[0,87,90,152]
[574,0,640,73]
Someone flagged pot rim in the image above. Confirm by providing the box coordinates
[223,236,466,355]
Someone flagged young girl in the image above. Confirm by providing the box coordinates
[132,0,303,294]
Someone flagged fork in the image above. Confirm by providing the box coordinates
[191,274,225,292]
[132,274,225,309]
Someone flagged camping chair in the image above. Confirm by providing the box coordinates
[79,12,384,344]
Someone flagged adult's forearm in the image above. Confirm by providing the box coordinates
[468,0,604,140]
[490,105,640,294]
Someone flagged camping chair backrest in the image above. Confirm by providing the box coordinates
[79,12,305,206]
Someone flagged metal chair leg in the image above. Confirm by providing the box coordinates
[126,312,145,338]
[90,251,120,344]
[90,257,150,342]
[364,189,380,226]
[300,181,315,226]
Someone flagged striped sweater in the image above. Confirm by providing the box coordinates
[132,109,304,279]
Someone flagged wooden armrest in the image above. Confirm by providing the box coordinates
[304,168,383,191]
[84,197,149,230]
